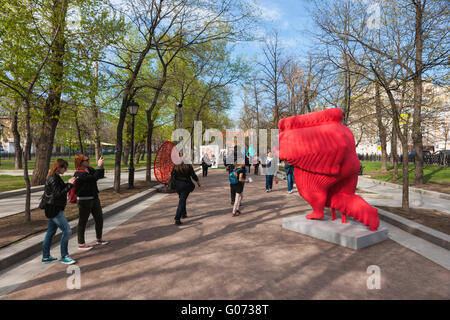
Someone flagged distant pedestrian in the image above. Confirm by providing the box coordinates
[201,153,211,177]
[252,156,260,175]
[74,154,108,251]
[171,162,201,225]
[42,159,77,265]
[229,164,249,216]
[263,152,274,192]
[284,161,295,194]
[245,152,251,175]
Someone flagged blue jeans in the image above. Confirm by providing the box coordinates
[42,210,71,259]
[265,175,274,190]
[287,173,294,192]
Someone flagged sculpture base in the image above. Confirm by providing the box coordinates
[282,213,388,250]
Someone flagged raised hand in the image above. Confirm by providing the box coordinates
[97,156,104,167]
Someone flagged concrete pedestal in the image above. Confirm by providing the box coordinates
[282,214,388,250]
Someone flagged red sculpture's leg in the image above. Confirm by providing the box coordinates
[331,208,337,220]
[341,211,347,224]
[294,168,336,220]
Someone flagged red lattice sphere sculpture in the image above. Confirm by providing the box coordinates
[154,141,175,184]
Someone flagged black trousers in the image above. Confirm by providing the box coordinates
[175,180,194,220]
[202,165,208,177]
[77,198,103,244]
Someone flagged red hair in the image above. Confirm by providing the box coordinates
[74,153,88,170]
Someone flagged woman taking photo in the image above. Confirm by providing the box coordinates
[74,154,107,250]
[42,159,77,265]
[171,162,200,225]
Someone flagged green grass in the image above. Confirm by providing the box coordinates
[0,175,71,192]
[0,155,155,171]
[361,161,450,185]
[0,154,156,192]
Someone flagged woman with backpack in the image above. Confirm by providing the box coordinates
[73,154,107,250]
[171,162,201,225]
[229,164,249,216]
[42,159,77,265]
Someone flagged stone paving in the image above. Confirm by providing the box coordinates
[1,169,449,299]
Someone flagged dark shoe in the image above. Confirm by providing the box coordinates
[175,220,182,225]
[181,215,188,218]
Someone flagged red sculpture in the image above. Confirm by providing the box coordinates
[278,108,379,231]
[154,141,176,184]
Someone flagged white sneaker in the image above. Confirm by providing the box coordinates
[78,244,93,251]
[288,190,293,194]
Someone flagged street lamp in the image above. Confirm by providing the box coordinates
[176,102,183,129]
[128,100,139,189]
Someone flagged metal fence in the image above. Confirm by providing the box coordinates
[357,153,450,167]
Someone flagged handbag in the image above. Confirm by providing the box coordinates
[39,192,53,209]
[168,170,176,190]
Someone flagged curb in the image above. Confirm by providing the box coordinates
[377,208,450,250]
[0,167,201,273]
[278,170,450,250]
[361,176,450,200]
[0,168,149,199]
[0,185,45,200]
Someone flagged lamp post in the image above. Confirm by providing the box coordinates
[176,102,183,129]
[128,100,139,189]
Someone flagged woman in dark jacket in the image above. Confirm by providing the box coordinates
[171,163,200,225]
[73,154,106,250]
[42,159,76,265]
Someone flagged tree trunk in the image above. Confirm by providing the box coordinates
[24,100,32,222]
[391,121,398,181]
[400,123,410,211]
[146,111,154,182]
[123,144,130,166]
[33,118,59,186]
[91,60,102,161]
[412,0,424,185]
[374,81,387,171]
[31,0,68,186]
[12,106,23,169]
[74,114,84,154]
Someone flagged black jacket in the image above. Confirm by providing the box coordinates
[172,165,199,185]
[74,167,104,199]
[44,175,73,218]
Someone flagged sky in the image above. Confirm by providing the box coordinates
[228,0,318,121]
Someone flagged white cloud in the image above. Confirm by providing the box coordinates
[259,4,282,22]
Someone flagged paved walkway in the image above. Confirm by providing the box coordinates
[0,170,153,219]
[357,176,450,214]
[1,169,448,299]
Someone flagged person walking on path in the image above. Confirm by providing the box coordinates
[263,152,274,192]
[201,153,211,177]
[252,156,260,175]
[74,154,108,250]
[230,164,249,216]
[284,161,295,194]
[171,162,201,225]
[42,159,77,265]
